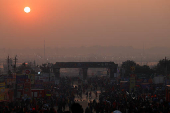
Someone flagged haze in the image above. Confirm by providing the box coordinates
[0,0,170,49]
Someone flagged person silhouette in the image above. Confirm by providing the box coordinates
[71,103,84,113]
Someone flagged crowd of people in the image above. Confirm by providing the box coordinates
[85,77,170,113]
[0,76,170,113]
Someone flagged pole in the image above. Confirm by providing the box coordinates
[8,55,9,75]
[165,57,167,85]
[44,40,45,63]
[49,67,51,82]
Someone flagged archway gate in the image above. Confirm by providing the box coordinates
[53,62,118,79]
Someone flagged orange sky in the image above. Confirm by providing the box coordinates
[0,0,170,49]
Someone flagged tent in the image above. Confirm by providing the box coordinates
[113,110,122,113]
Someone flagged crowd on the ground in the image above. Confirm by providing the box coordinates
[85,88,170,113]
[85,77,170,113]
[0,76,170,113]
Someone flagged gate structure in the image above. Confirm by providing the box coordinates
[53,62,118,79]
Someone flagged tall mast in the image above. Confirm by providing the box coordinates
[44,40,45,63]
[7,55,9,74]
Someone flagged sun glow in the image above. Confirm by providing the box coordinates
[24,7,31,13]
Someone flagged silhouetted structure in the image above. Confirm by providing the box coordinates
[53,62,118,79]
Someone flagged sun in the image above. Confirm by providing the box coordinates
[24,7,31,13]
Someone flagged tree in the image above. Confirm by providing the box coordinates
[121,60,154,78]
[135,64,154,75]
[135,64,154,78]
[154,58,170,75]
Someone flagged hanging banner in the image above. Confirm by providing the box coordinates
[28,74,35,84]
[129,74,136,93]
[16,75,28,84]
[24,79,31,97]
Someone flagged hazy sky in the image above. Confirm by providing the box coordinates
[0,0,170,49]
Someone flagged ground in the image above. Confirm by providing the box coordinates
[55,81,101,112]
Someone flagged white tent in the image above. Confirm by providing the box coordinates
[113,110,122,113]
